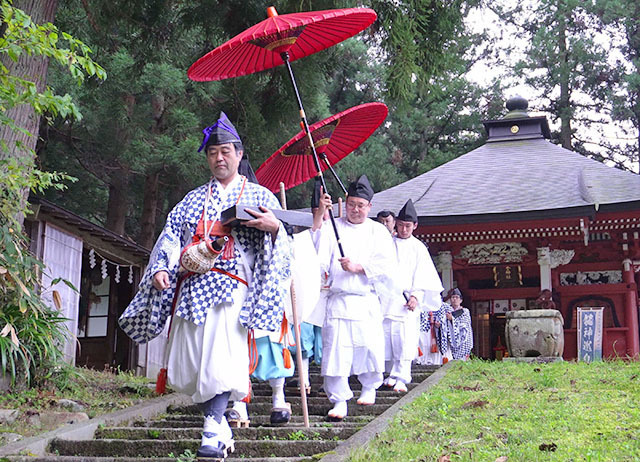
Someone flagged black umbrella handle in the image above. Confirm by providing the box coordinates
[281,51,345,258]
[320,153,347,195]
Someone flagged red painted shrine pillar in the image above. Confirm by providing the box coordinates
[622,259,639,358]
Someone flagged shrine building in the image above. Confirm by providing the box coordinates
[371,96,640,360]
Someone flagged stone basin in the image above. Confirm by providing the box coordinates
[505,309,564,358]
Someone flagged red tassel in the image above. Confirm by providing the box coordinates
[155,368,167,395]
[221,235,235,260]
[282,348,293,369]
[442,357,449,365]
[417,347,423,357]
[430,311,438,353]
[248,330,258,375]
[242,381,252,403]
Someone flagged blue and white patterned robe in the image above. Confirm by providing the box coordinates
[435,302,473,360]
[119,176,291,343]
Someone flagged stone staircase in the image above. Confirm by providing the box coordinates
[7,365,438,462]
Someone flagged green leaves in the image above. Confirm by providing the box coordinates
[0,1,106,83]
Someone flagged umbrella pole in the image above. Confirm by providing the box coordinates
[320,154,347,195]
[281,51,345,257]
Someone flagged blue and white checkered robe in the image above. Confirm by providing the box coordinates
[118,176,291,343]
[435,302,473,359]
[419,310,432,332]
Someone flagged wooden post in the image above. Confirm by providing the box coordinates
[278,182,287,210]
[279,183,310,427]
[290,282,309,427]
[622,259,639,358]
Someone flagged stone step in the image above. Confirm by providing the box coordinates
[96,425,358,441]
[249,382,420,396]
[251,383,419,402]
[269,372,434,387]
[248,393,408,404]
[15,366,439,462]
[243,374,433,393]
[145,414,372,427]
[49,438,338,458]
[168,395,402,414]
[304,364,438,373]
[168,402,392,417]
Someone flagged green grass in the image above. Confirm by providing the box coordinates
[348,360,640,462]
[0,366,155,437]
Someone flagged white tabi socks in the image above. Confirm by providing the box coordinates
[301,356,310,390]
[231,401,249,421]
[202,415,234,457]
[269,377,286,408]
[357,387,376,405]
[328,400,347,419]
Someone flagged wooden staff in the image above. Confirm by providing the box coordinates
[278,182,287,211]
[279,181,310,428]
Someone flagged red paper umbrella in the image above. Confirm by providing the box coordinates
[189,6,377,260]
[188,7,376,81]
[256,103,388,193]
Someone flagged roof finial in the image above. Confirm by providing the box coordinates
[504,95,529,119]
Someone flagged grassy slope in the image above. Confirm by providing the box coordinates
[348,360,640,462]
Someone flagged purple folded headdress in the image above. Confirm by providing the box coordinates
[198,111,242,152]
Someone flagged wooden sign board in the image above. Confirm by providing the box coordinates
[577,307,604,362]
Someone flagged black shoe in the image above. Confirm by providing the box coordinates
[270,403,291,425]
[196,438,226,459]
[286,377,299,388]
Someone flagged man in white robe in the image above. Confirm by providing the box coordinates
[119,113,290,459]
[311,175,396,420]
[383,199,444,392]
[290,179,329,395]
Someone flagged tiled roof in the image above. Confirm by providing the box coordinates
[371,136,640,224]
[28,196,150,264]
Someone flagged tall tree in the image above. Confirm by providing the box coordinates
[0,0,103,224]
[0,0,57,167]
[487,0,637,171]
[0,0,104,386]
[590,0,640,172]
[369,0,482,104]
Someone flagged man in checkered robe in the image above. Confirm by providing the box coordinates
[435,288,473,360]
[119,112,291,459]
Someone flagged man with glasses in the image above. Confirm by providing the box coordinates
[311,175,396,421]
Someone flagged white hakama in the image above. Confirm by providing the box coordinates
[383,311,419,383]
[321,293,385,377]
[166,266,249,403]
[311,218,395,403]
[384,235,443,383]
